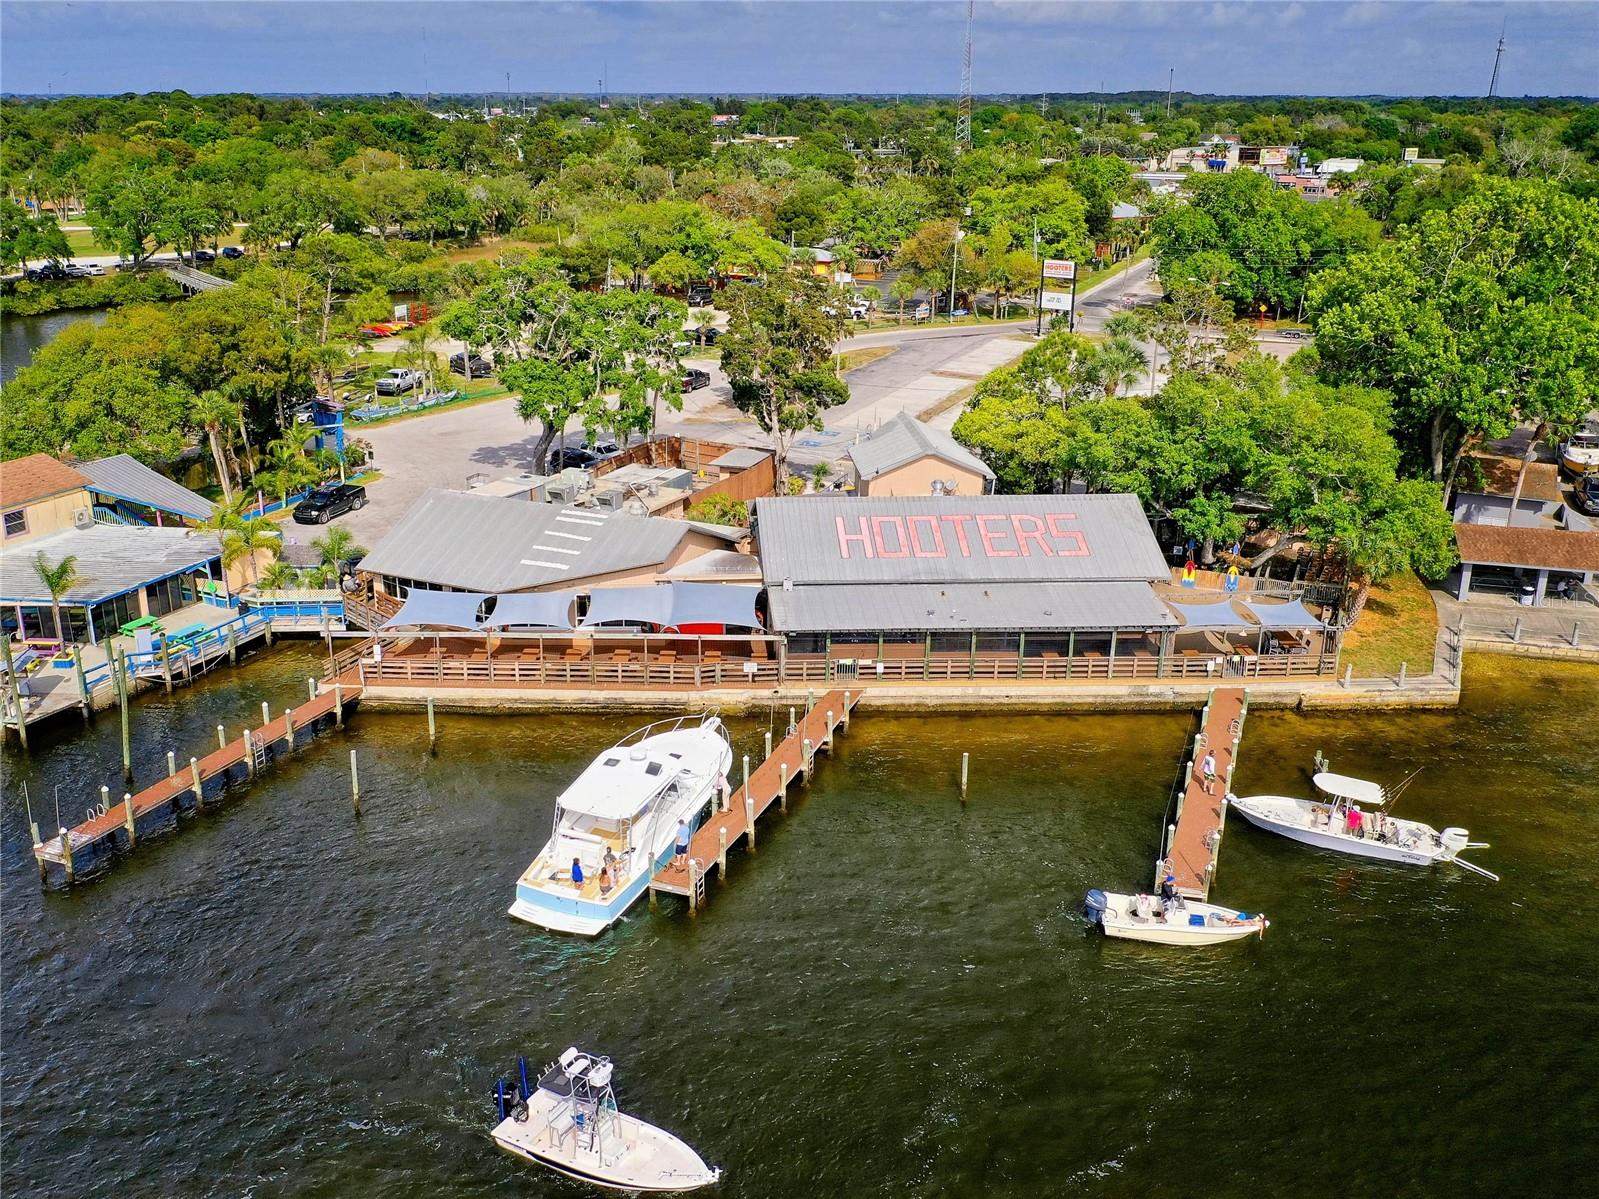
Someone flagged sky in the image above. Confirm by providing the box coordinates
[1,1,1595,99]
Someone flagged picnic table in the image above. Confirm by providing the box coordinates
[120,616,164,637]
[163,623,209,647]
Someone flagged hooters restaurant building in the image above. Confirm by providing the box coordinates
[752,494,1189,682]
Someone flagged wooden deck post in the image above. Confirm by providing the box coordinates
[261,701,270,728]
[60,826,74,885]
[333,681,344,728]
[123,792,136,848]
[841,691,850,731]
[167,750,176,777]
[284,707,295,753]
[687,859,699,914]
[308,677,318,702]
[744,795,756,851]
[824,709,834,751]
[802,738,813,784]
[217,724,227,752]
[73,647,90,722]
[779,762,788,812]
[427,695,437,752]
[242,729,256,778]
[718,825,728,875]
[100,784,111,817]
[742,754,750,801]
[190,757,204,811]
[788,706,796,735]
[969,632,977,678]
[923,633,931,679]
[960,752,969,800]
[764,728,772,761]
[160,640,174,692]
[350,748,361,817]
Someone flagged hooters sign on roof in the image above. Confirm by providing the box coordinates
[754,495,1168,586]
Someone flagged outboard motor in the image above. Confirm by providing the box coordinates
[1083,889,1108,925]
[495,1077,509,1122]
[1440,827,1470,856]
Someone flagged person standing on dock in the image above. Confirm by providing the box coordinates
[1200,750,1217,795]
[673,820,691,870]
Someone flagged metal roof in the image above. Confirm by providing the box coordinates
[709,446,772,471]
[79,454,212,522]
[359,490,739,592]
[846,413,995,483]
[0,526,221,605]
[755,494,1169,586]
[767,581,1176,632]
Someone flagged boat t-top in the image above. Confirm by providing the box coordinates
[1228,769,1497,880]
[510,712,733,935]
[493,1048,720,1192]
[1084,888,1268,946]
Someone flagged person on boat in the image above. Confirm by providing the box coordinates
[598,865,613,895]
[673,820,692,869]
[571,857,584,887]
[1200,750,1217,795]
[1159,874,1179,909]
[603,846,619,879]
[1346,806,1364,838]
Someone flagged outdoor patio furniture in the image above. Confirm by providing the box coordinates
[119,616,164,637]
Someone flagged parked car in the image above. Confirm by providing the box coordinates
[1558,427,1599,477]
[549,446,600,471]
[374,368,424,396]
[293,483,367,525]
[1573,473,1599,517]
[682,368,711,392]
[192,249,216,263]
[695,326,723,347]
[449,352,493,376]
[62,262,105,277]
[24,262,69,281]
[1279,328,1311,340]
[686,283,715,307]
[221,246,245,259]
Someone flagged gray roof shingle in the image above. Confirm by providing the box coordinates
[0,526,222,604]
[846,413,995,483]
[359,490,739,592]
[79,454,213,522]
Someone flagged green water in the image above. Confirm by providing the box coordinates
[2,651,1596,1197]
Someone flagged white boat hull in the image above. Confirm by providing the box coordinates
[1228,794,1447,866]
[493,1092,719,1192]
[1089,890,1267,946]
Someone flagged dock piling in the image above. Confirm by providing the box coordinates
[1397,661,1407,687]
[718,825,728,875]
[161,641,174,692]
[261,701,270,728]
[227,628,237,664]
[31,822,45,883]
[825,709,834,750]
[350,749,361,817]
[427,695,436,752]
[1,636,29,752]
[802,738,813,784]
[788,706,797,735]
[167,750,177,777]
[742,754,750,801]
[73,648,90,722]
[123,792,136,848]
[284,707,296,753]
[745,794,756,851]
[190,757,204,810]
[115,650,132,783]
[217,724,227,752]
[333,682,344,728]
[60,827,74,885]
[764,728,772,761]
[841,691,851,730]
[242,729,256,778]
[779,762,788,812]
[960,752,969,800]
[307,677,318,702]
[687,860,699,914]
[100,784,110,816]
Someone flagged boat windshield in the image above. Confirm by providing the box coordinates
[1313,771,1388,806]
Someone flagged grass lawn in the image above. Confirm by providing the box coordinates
[60,223,246,259]
[1339,571,1440,678]
[835,345,897,373]
[440,238,547,264]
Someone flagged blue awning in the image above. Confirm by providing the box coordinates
[580,583,762,630]
[1167,599,1257,630]
[1238,598,1327,629]
[480,591,576,630]
[382,591,490,630]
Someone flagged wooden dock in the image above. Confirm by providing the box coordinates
[649,689,860,911]
[1160,687,1249,900]
[30,680,361,886]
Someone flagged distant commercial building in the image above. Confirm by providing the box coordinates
[1451,487,1599,606]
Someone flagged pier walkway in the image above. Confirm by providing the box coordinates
[31,681,361,886]
[649,689,860,911]
[1160,687,1249,900]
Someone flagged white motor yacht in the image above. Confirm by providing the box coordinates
[1084,888,1268,946]
[493,1049,721,1192]
[1228,770,1496,880]
[509,713,733,935]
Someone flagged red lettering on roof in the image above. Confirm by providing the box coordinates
[975,514,1018,557]
[1011,514,1054,558]
[939,513,975,556]
[835,515,874,559]
[1046,513,1089,556]
[871,516,911,558]
[906,515,946,558]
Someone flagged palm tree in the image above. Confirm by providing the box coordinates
[262,437,321,505]
[1092,338,1150,398]
[259,559,299,591]
[32,552,79,643]
[193,388,240,504]
[401,324,439,396]
[890,277,917,324]
[311,525,367,569]
[221,518,278,587]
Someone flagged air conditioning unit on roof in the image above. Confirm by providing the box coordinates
[545,482,576,504]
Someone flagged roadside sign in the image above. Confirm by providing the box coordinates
[1040,290,1073,312]
[1042,258,1076,281]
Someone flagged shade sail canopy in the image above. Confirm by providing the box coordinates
[1239,598,1328,629]
[480,591,576,630]
[580,583,762,630]
[382,591,489,630]
[1167,599,1257,630]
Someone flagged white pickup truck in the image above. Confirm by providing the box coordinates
[374,368,424,396]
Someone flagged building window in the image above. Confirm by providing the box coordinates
[3,509,26,538]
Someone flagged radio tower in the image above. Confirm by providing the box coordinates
[1487,19,1507,98]
[956,0,974,150]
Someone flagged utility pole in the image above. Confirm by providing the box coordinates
[1488,19,1507,98]
[956,0,974,150]
[1167,68,1174,119]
